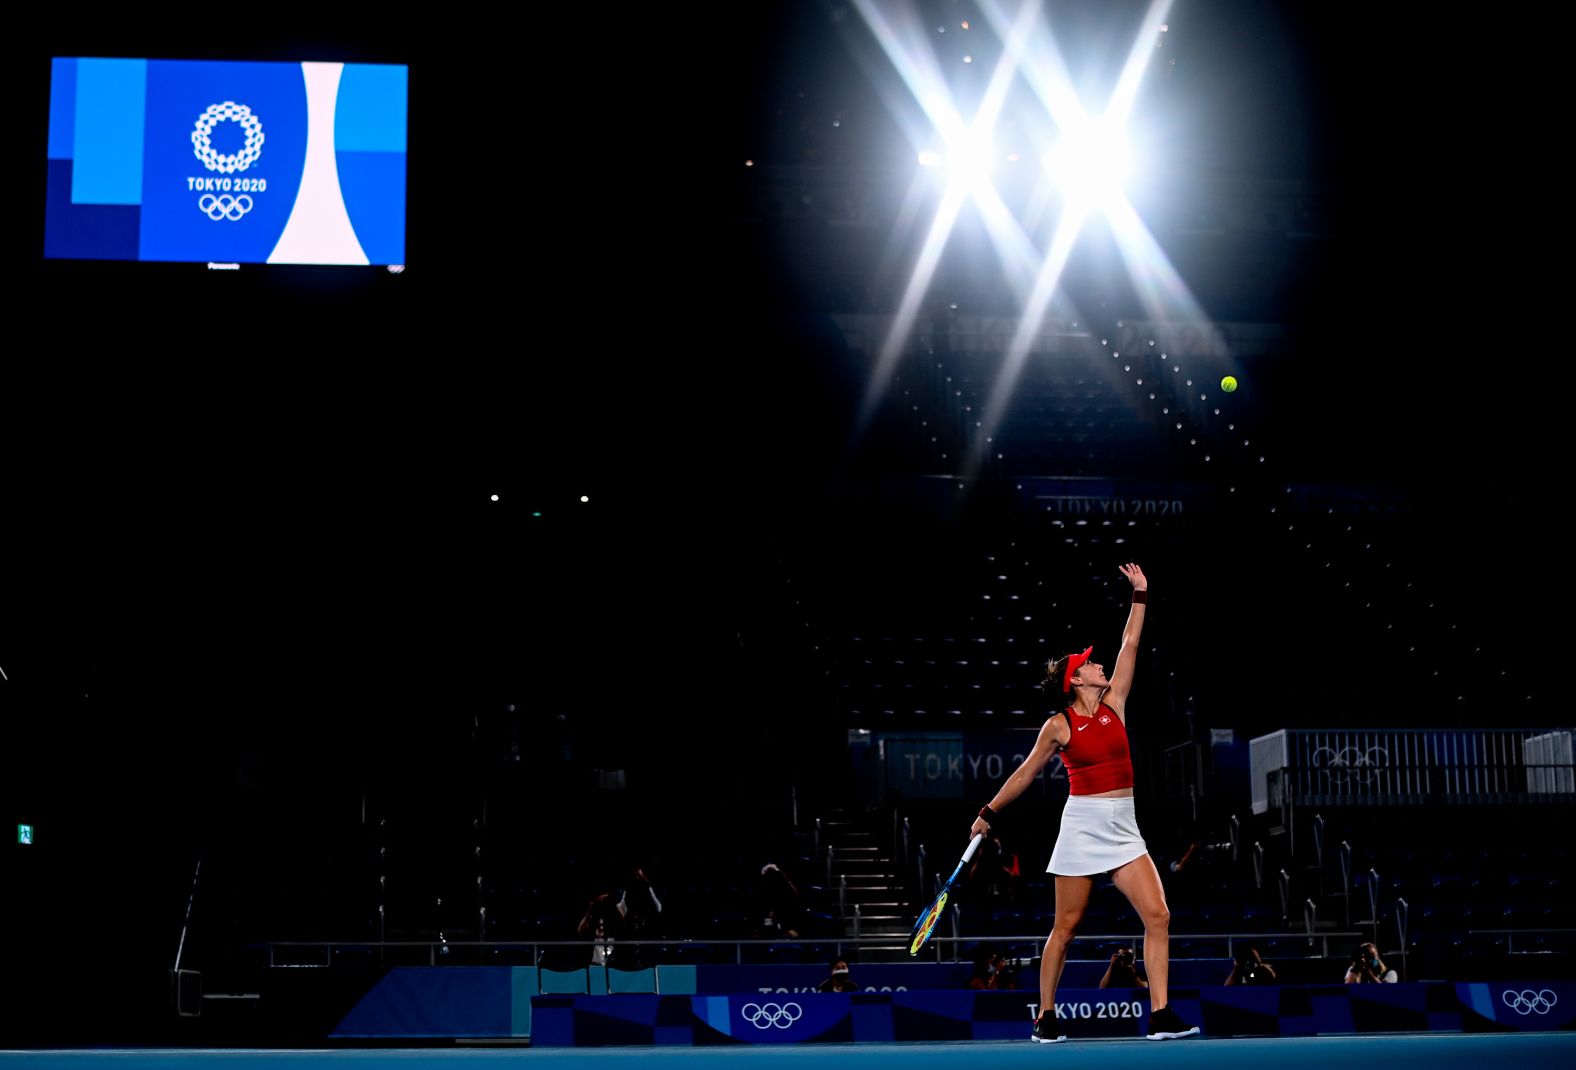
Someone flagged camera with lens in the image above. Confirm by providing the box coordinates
[1115,947,1135,967]
[1235,950,1270,984]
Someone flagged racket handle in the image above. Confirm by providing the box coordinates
[961,832,985,864]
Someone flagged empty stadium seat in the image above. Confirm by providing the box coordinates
[538,967,590,994]
[605,966,657,994]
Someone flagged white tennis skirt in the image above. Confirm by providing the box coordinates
[1047,795,1148,876]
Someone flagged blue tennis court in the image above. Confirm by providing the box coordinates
[6,1035,1576,1070]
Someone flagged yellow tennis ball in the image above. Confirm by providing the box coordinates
[1221,376,1238,393]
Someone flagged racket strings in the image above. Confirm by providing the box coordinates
[909,892,949,955]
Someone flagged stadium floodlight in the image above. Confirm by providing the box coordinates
[943,125,997,190]
[857,0,1216,452]
[1043,117,1131,207]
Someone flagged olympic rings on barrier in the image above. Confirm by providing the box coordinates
[740,1002,804,1029]
[1502,989,1558,1015]
[198,194,254,221]
[1309,745,1389,785]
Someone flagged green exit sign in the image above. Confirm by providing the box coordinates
[17,824,32,845]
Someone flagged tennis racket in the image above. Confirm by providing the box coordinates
[907,832,984,956]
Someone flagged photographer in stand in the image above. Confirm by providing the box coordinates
[970,945,1022,990]
[1344,942,1398,984]
[1099,946,1148,989]
[1226,945,1278,985]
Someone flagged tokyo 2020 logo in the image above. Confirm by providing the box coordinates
[192,102,265,174]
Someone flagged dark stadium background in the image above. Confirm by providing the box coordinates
[0,0,1561,1043]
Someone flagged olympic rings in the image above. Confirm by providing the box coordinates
[740,1002,803,1029]
[1309,745,1389,785]
[198,194,254,221]
[1502,989,1558,1015]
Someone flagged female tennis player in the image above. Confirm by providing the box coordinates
[969,563,1199,1042]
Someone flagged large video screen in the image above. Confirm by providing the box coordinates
[45,57,406,266]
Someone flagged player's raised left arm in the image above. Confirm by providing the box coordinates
[1104,563,1147,713]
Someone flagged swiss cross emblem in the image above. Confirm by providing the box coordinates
[1098,714,1112,725]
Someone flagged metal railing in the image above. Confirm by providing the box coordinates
[171,860,202,1018]
[1465,928,1576,954]
[1163,742,1204,818]
[1395,898,1409,982]
[1267,769,1296,858]
[1339,841,1353,927]
[1253,728,1576,811]
[1365,868,1380,944]
[266,929,1372,969]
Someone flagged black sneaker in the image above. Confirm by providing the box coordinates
[1030,1012,1066,1044]
[1146,1005,1200,1040]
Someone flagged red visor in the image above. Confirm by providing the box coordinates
[1063,646,1094,692]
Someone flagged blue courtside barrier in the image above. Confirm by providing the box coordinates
[325,970,1575,1041]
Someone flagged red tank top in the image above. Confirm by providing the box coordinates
[1060,702,1134,795]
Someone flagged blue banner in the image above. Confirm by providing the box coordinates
[333,967,511,1038]
[323,971,1576,1042]
[874,731,1065,800]
[1458,983,1576,1030]
[695,995,852,1044]
[530,984,1575,1045]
